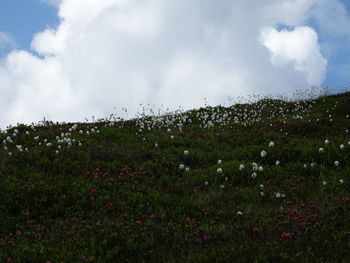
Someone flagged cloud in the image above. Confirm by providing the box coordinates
[260,26,327,84]
[1,0,347,128]
[40,0,62,8]
[0,32,16,51]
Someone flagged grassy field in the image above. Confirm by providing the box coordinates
[1,91,350,262]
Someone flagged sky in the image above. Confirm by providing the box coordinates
[0,0,350,128]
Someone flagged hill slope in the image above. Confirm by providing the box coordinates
[1,92,350,262]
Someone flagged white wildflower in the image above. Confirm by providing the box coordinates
[260,150,267,158]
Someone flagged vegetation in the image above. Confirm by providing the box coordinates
[1,91,350,262]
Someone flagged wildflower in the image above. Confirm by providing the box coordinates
[339,179,344,184]
[260,192,265,197]
[220,184,225,189]
[95,221,102,227]
[237,211,243,216]
[260,150,267,157]
[276,160,280,166]
[135,220,142,225]
[239,164,245,171]
[80,255,86,260]
[89,188,97,195]
[149,214,156,219]
[252,162,258,171]
[252,227,259,233]
[269,141,274,147]
[217,159,222,164]
[184,150,189,156]
[203,234,211,241]
[319,147,324,153]
[281,232,292,238]
[217,168,223,174]
[16,145,23,152]
[340,144,345,150]
[334,161,340,167]
[204,181,208,186]
[325,139,329,145]
[185,167,190,172]
[170,135,174,139]
[167,222,174,227]
[179,164,185,170]
[323,181,327,186]
[251,172,257,179]
[258,166,264,172]
[275,192,282,198]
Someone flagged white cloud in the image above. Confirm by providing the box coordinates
[41,0,62,8]
[0,32,16,51]
[1,0,346,128]
[260,26,327,84]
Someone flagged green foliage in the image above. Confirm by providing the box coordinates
[1,92,350,262]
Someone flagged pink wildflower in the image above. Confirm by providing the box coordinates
[6,258,14,262]
[203,234,211,241]
[135,220,142,225]
[167,222,174,227]
[80,255,86,260]
[281,232,292,238]
[252,227,259,233]
[149,214,156,219]
[89,188,97,195]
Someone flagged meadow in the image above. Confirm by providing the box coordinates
[1,90,350,262]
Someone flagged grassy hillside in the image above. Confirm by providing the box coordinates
[1,92,350,262]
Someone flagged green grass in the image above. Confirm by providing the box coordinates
[1,91,350,262]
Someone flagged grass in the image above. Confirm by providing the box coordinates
[1,91,350,262]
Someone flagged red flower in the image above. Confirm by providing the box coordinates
[6,258,14,263]
[281,232,292,238]
[203,234,211,241]
[135,220,142,225]
[252,227,259,233]
[89,188,97,195]
[80,255,86,260]
[344,232,350,237]
[149,214,156,219]
[105,201,113,207]
[167,222,174,227]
